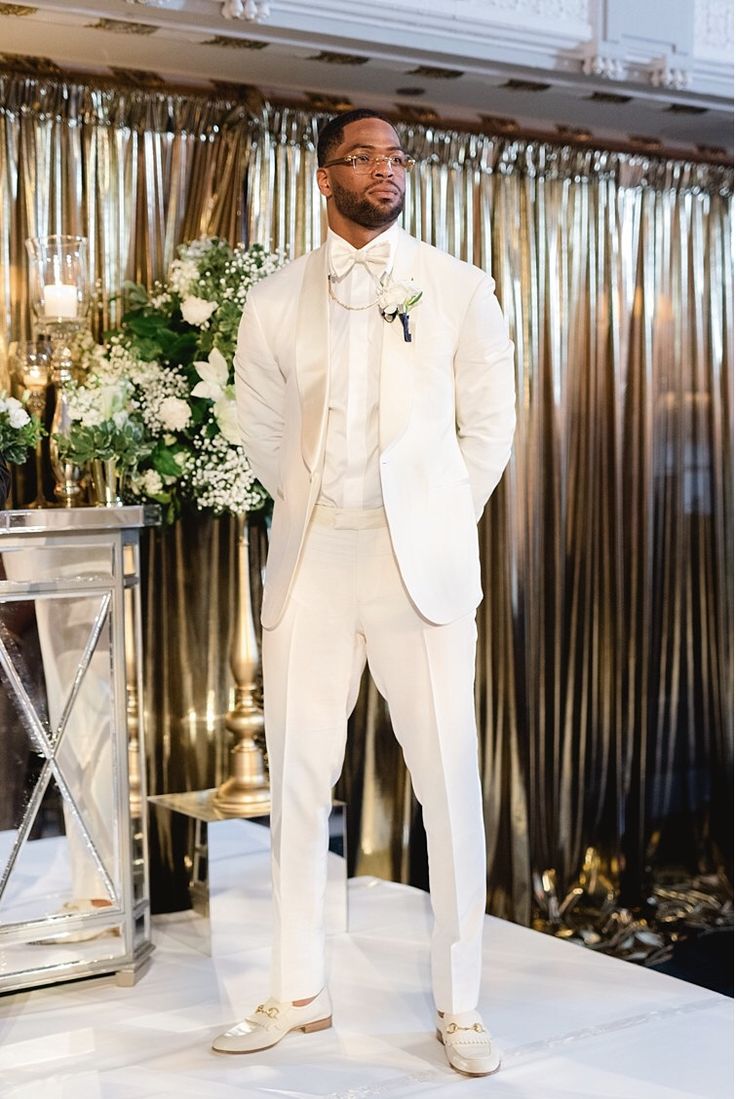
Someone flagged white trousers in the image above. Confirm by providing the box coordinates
[262,507,487,1014]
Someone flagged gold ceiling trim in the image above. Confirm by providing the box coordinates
[588,90,632,104]
[208,80,265,113]
[666,103,708,114]
[628,133,665,150]
[695,144,730,160]
[304,91,354,111]
[0,4,37,15]
[407,65,463,80]
[204,35,268,49]
[503,78,551,92]
[0,53,62,75]
[109,67,165,87]
[309,50,370,66]
[87,18,158,35]
[556,123,593,141]
[479,114,521,134]
[397,103,440,122]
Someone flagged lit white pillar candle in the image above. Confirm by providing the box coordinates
[43,283,78,318]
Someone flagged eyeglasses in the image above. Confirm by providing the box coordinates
[322,153,416,175]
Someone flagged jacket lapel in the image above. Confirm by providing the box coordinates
[296,244,330,471]
[379,229,420,454]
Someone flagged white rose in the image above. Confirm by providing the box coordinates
[180,296,217,327]
[142,469,164,496]
[377,279,421,316]
[8,404,30,429]
[158,396,191,432]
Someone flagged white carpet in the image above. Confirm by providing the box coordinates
[0,820,731,1099]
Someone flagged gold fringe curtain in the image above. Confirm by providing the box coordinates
[0,76,731,923]
[0,75,258,343]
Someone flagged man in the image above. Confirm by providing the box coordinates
[213,108,516,1078]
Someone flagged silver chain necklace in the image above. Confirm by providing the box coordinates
[327,276,380,311]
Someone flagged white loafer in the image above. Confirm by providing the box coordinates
[436,1010,501,1076]
[212,988,333,1054]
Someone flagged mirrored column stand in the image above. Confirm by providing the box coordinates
[0,506,159,992]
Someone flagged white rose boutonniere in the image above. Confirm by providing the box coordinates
[377,276,423,343]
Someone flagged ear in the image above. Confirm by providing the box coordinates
[316,167,332,199]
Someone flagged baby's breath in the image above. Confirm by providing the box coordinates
[78,236,284,519]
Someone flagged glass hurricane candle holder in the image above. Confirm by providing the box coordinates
[25,236,90,506]
[25,235,90,326]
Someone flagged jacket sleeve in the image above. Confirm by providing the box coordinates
[233,290,285,501]
[454,274,516,520]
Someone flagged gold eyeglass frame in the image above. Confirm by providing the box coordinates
[322,153,416,174]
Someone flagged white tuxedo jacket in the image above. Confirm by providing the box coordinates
[234,228,516,629]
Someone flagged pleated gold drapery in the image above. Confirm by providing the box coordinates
[0,74,732,924]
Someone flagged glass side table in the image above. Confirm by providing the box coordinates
[148,791,347,954]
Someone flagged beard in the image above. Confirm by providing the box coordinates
[330,177,405,228]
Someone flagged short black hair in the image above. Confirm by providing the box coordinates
[317,108,399,166]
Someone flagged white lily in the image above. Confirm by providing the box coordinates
[213,390,241,445]
[192,347,230,401]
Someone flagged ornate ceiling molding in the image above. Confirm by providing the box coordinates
[220,0,270,20]
[0,0,730,153]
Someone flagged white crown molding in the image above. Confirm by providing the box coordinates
[6,0,733,104]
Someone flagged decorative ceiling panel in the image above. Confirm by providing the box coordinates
[0,0,730,154]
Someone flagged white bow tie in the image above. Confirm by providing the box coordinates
[329,238,391,281]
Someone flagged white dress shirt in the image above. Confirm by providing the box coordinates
[317,222,399,510]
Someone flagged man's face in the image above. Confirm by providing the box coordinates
[318,117,407,230]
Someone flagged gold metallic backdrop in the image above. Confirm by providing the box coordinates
[0,75,732,924]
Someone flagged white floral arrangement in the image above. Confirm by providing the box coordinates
[71,237,283,519]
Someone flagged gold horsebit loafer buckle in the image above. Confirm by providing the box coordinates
[446,1022,486,1035]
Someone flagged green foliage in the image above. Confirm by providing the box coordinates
[57,418,152,468]
[0,412,44,465]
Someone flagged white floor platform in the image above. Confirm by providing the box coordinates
[0,820,732,1099]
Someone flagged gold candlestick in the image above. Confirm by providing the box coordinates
[22,359,49,509]
[9,342,50,509]
[47,327,84,507]
[213,512,270,814]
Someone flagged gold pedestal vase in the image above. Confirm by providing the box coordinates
[90,457,124,507]
[213,511,270,813]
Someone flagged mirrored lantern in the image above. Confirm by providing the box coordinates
[25,236,90,324]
